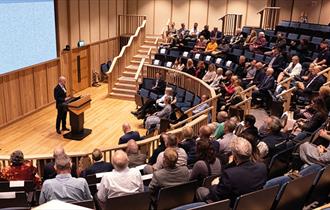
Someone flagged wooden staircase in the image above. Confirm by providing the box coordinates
[109,35,161,100]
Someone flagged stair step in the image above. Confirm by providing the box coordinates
[115,82,136,90]
[144,40,157,45]
[122,71,136,77]
[146,35,162,39]
[130,60,150,65]
[138,49,149,54]
[109,92,135,101]
[112,87,136,95]
[125,64,139,70]
[118,76,136,85]
[141,45,157,49]
[134,54,150,59]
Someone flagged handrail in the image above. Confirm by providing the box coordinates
[317,67,330,81]
[258,7,281,30]
[324,81,330,86]
[233,97,252,108]
[172,107,213,129]
[240,85,256,97]
[277,87,296,98]
[277,87,296,112]
[257,7,281,14]
[134,58,145,81]
[184,94,222,115]
[278,76,293,86]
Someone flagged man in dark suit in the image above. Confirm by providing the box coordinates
[268,47,286,78]
[84,148,113,177]
[54,76,69,134]
[252,67,275,107]
[118,123,142,144]
[151,72,166,95]
[196,137,267,206]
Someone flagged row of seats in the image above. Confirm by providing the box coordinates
[275,20,330,37]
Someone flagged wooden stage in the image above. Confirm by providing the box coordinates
[0,84,145,157]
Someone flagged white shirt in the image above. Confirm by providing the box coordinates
[59,83,67,93]
[284,62,302,77]
[97,168,143,202]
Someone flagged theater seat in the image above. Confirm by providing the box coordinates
[99,192,150,210]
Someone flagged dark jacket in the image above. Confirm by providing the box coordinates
[270,54,286,72]
[151,79,166,94]
[179,138,197,165]
[252,70,265,86]
[84,161,113,177]
[148,144,166,165]
[302,111,327,133]
[54,84,67,109]
[208,160,267,205]
[303,75,326,94]
[119,131,142,144]
[262,132,288,157]
[258,75,275,92]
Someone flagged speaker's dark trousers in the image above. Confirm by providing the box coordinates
[56,105,67,131]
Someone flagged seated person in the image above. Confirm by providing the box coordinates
[148,133,168,165]
[77,156,92,177]
[177,23,188,39]
[192,35,207,53]
[192,95,210,115]
[257,116,288,158]
[198,125,220,153]
[126,140,147,168]
[268,47,286,77]
[202,64,217,84]
[273,33,287,52]
[251,67,275,107]
[84,148,113,177]
[290,39,309,62]
[218,79,244,111]
[249,32,267,53]
[247,62,265,87]
[210,68,224,90]
[97,150,143,203]
[145,96,172,130]
[312,41,330,67]
[183,59,196,76]
[213,111,229,139]
[195,60,207,79]
[229,28,245,48]
[243,29,257,47]
[205,38,218,54]
[148,148,190,202]
[39,154,92,204]
[172,58,185,71]
[196,137,267,206]
[150,72,166,95]
[199,25,211,40]
[236,114,259,138]
[179,127,197,165]
[235,55,247,79]
[276,55,302,83]
[0,150,41,188]
[292,97,328,142]
[190,140,221,184]
[217,39,230,54]
[190,22,200,37]
[145,133,187,173]
[210,27,222,42]
[166,22,177,43]
[119,123,142,144]
[219,75,239,97]
[217,120,237,153]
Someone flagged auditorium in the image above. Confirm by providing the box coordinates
[0,0,330,209]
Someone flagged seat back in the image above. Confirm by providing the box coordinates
[307,165,330,204]
[71,199,95,209]
[287,33,298,40]
[273,173,317,210]
[267,146,294,179]
[299,35,310,41]
[176,87,186,102]
[88,184,98,196]
[190,199,231,210]
[0,180,34,192]
[159,119,170,133]
[193,96,201,106]
[102,192,150,210]
[233,185,279,210]
[157,181,198,210]
[0,191,28,208]
[139,88,150,98]
[311,36,323,45]
[142,78,154,90]
[255,54,264,62]
[135,94,144,107]
[184,91,194,104]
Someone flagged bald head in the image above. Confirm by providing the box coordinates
[256,62,263,70]
[266,67,274,76]
[122,123,131,133]
[199,125,212,139]
[58,76,66,85]
[53,147,65,159]
[217,111,228,123]
[112,150,129,171]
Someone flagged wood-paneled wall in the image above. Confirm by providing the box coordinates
[276,0,330,25]
[56,0,127,52]
[126,0,270,35]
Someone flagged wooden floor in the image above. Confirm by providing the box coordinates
[0,84,145,157]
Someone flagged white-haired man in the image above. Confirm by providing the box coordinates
[54,76,69,134]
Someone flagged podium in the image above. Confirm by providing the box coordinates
[63,95,92,140]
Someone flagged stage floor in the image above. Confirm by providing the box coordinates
[0,84,145,157]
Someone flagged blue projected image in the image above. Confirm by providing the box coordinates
[0,0,57,74]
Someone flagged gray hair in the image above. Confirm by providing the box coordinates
[268,116,282,133]
[231,137,252,161]
[112,150,129,171]
[55,154,72,171]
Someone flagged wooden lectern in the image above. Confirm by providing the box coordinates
[63,95,92,140]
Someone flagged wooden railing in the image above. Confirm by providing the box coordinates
[157,18,170,48]
[118,15,146,36]
[258,7,281,30]
[142,64,218,121]
[318,67,330,82]
[277,87,296,112]
[0,114,208,177]
[220,14,243,36]
[107,20,146,93]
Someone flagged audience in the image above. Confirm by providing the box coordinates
[192,35,207,53]
[251,67,275,107]
[39,154,92,204]
[190,22,200,37]
[199,25,211,40]
[126,140,147,167]
[0,150,41,188]
[179,126,197,165]
[148,133,168,165]
[210,27,222,42]
[76,156,92,177]
[313,41,330,66]
[84,148,113,177]
[183,58,196,76]
[119,123,142,144]
[150,72,166,95]
[192,95,210,115]
[218,120,237,153]
[97,150,143,203]
[205,38,218,54]
[196,137,267,206]
[145,96,172,131]
[202,64,217,84]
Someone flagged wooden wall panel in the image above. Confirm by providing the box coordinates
[56,0,70,52]
[79,0,91,44]
[108,40,114,59]
[189,0,208,29]
[18,69,36,114]
[276,0,293,22]
[109,0,117,38]
[46,61,60,103]
[0,77,6,125]
[227,0,248,25]
[127,0,138,14]
[100,42,108,64]
[100,0,109,40]
[154,0,171,34]
[137,0,154,34]
[292,0,322,23]
[33,65,49,108]
[3,73,22,121]
[69,0,80,47]
[246,0,267,27]
[319,0,330,25]
[90,0,100,43]
[172,0,189,28]
[90,45,100,74]
[208,0,227,30]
